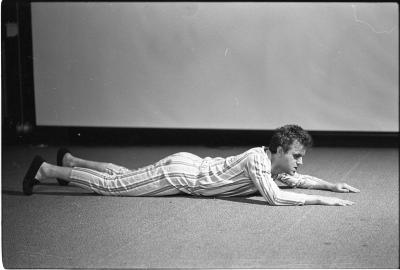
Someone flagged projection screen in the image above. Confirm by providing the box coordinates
[31,2,398,131]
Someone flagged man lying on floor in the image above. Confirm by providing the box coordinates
[23,124,360,206]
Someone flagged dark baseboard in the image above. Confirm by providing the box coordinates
[3,126,398,148]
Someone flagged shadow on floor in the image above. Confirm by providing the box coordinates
[216,196,266,206]
[167,193,268,206]
[3,184,268,205]
[3,182,98,197]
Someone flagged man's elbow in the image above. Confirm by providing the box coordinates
[266,200,289,206]
[268,201,280,206]
[267,193,283,206]
[267,192,302,206]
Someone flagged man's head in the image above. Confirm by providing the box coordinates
[269,124,313,175]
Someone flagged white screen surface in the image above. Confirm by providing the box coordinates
[32,2,398,131]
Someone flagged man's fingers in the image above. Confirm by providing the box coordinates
[335,183,360,193]
[106,168,115,175]
[343,183,360,193]
[324,196,355,206]
[345,200,355,205]
[336,186,349,193]
[339,199,355,206]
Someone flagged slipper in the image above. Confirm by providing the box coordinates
[23,155,45,195]
[57,147,71,186]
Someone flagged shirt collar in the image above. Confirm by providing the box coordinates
[262,146,272,160]
[262,146,278,177]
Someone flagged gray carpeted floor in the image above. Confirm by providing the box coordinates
[2,145,399,268]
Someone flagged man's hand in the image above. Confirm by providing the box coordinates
[305,195,355,206]
[319,196,355,206]
[331,183,360,193]
[105,163,130,175]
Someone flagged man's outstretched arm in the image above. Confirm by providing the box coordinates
[303,194,355,206]
[276,173,360,193]
[246,154,355,206]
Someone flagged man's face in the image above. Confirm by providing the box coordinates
[277,140,306,175]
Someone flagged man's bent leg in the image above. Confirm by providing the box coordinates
[38,162,73,182]
[37,162,132,195]
[60,151,200,196]
[69,167,182,196]
[37,163,110,195]
[31,159,183,196]
[63,152,129,174]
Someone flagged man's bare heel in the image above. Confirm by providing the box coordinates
[56,147,71,186]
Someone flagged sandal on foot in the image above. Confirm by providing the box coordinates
[57,147,71,186]
[23,155,45,195]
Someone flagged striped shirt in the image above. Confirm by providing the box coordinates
[70,146,309,206]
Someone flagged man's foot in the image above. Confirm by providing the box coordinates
[56,148,72,186]
[23,155,45,195]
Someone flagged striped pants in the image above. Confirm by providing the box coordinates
[69,152,203,196]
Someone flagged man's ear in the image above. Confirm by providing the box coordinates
[277,146,284,157]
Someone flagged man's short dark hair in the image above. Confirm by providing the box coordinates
[269,124,313,153]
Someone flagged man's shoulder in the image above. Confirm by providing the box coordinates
[242,147,272,173]
[244,146,270,162]
[227,146,269,165]
[245,146,266,155]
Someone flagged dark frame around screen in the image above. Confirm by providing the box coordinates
[3,0,398,147]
